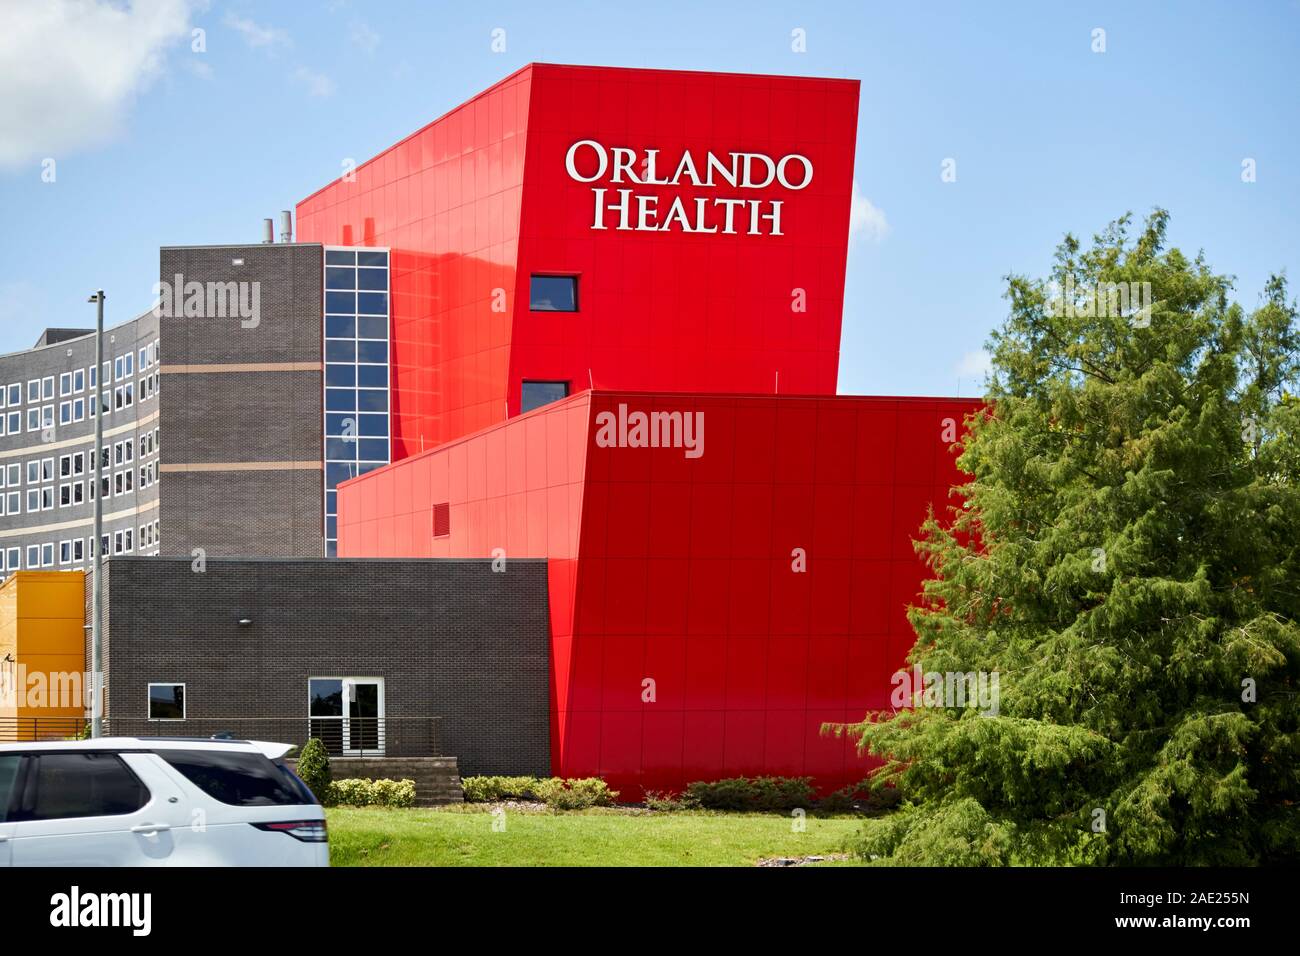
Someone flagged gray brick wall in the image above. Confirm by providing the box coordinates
[93,556,552,776]
[158,243,325,557]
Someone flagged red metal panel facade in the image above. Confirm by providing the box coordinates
[509,65,857,409]
[338,391,978,795]
[299,64,858,455]
[313,63,976,795]
[298,66,534,457]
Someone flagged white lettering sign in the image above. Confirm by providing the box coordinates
[565,141,812,236]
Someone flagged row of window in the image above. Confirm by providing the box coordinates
[0,520,161,575]
[0,431,159,517]
[0,341,159,413]
[0,432,156,488]
[0,372,159,438]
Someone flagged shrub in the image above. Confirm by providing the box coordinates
[643,790,685,812]
[461,775,541,802]
[326,777,416,808]
[682,776,817,812]
[816,783,863,815]
[532,777,619,810]
[296,738,331,803]
[814,780,903,815]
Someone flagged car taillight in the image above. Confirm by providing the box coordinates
[251,819,328,843]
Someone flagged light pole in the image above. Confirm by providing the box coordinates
[88,290,105,738]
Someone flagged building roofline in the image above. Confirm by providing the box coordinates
[0,307,158,361]
[338,388,979,491]
[158,242,323,251]
[296,62,860,209]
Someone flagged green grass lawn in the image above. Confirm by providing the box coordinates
[327,805,864,867]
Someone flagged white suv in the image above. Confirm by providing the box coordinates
[0,737,328,866]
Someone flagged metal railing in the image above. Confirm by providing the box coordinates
[0,716,443,757]
[0,716,90,743]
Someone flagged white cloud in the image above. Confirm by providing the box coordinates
[0,0,195,169]
[956,350,993,380]
[349,20,380,54]
[849,181,890,242]
[224,12,290,50]
[292,66,335,98]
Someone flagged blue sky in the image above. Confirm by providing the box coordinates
[1,0,1296,397]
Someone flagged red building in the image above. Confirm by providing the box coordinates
[298,63,976,795]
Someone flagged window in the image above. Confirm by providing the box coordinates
[26,408,39,432]
[26,489,38,512]
[73,398,84,421]
[156,750,315,807]
[125,352,133,376]
[7,383,20,405]
[59,455,70,478]
[27,380,38,402]
[59,541,71,564]
[10,753,149,822]
[5,548,17,571]
[6,464,17,486]
[41,543,53,566]
[59,373,71,396]
[72,452,84,476]
[114,356,124,381]
[73,369,84,393]
[6,492,19,514]
[73,539,84,562]
[0,756,16,823]
[323,246,391,556]
[529,274,579,312]
[42,458,53,481]
[59,402,71,425]
[41,405,53,429]
[6,411,18,434]
[26,545,39,567]
[41,376,54,400]
[521,380,570,413]
[148,683,185,720]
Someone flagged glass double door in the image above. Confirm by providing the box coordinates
[308,677,384,755]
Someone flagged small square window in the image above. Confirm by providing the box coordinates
[148,683,185,720]
[529,274,578,312]
[521,380,569,413]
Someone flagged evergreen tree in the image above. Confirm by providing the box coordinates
[839,211,1300,865]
